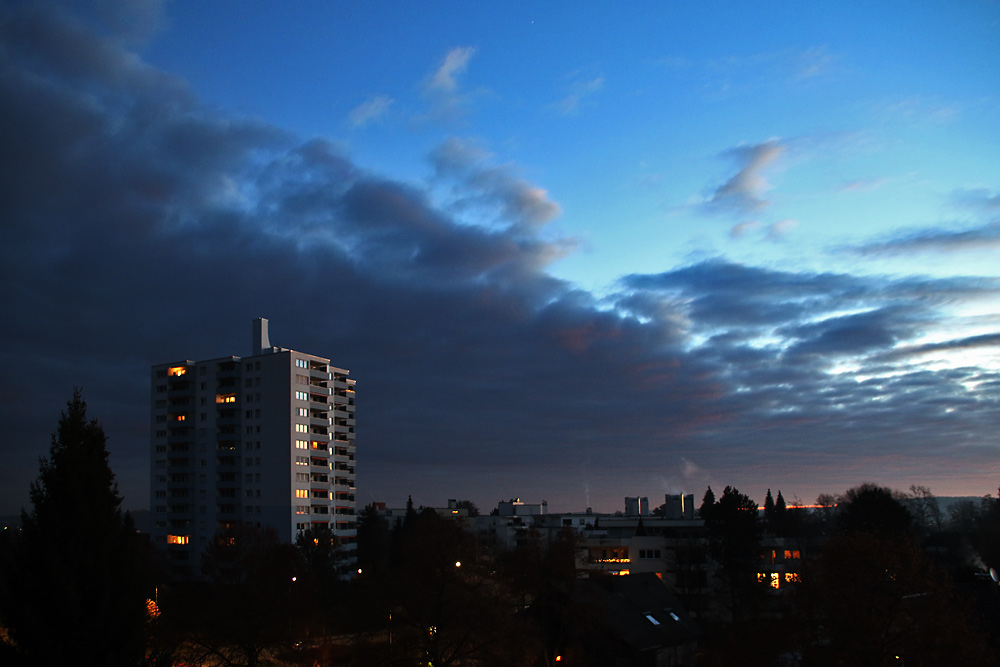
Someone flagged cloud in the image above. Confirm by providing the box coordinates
[552,75,605,115]
[730,221,762,238]
[2,2,999,515]
[852,221,1000,255]
[704,139,785,215]
[417,46,478,124]
[429,137,564,231]
[348,94,394,127]
[766,218,798,240]
[838,178,889,193]
[952,188,1000,213]
[425,46,476,94]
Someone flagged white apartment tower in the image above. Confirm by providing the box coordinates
[150,318,356,578]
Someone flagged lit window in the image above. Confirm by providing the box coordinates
[296,489,309,498]
[295,424,308,433]
[644,614,660,626]
[298,408,309,417]
[296,439,308,449]
[167,367,187,377]
[166,534,190,545]
[784,573,801,583]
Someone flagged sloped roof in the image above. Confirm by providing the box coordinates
[574,573,698,651]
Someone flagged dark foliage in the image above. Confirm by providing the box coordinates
[836,482,912,536]
[702,486,763,621]
[0,391,150,667]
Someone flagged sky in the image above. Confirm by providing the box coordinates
[2,0,999,515]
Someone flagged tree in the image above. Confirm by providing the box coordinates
[836,483,912,536]
[906,485,943,534]
[453,499,480,517]
[179,524,300,667]
[703,486,762,620]
[798,531,996,666]
[0,391,149,667]
[699,486,716,520]
[763,489,775,523]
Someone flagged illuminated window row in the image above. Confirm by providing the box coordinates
[758,572,801,589]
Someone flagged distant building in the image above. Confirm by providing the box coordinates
[150,318,356,578]
[663,493,696,520]
[625,496,649,516]
[497,498,548,517]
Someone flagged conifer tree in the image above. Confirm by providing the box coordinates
[1,391,148,667]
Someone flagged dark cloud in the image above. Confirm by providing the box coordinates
[852,221,1000,255]
[2,2,999,515]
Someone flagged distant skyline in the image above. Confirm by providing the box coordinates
[1,0,999,515]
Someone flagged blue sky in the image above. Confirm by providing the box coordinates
[1,0,999,514]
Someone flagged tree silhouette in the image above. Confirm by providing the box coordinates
[0,390,149,667]
[836,482,912,536]
[703,486,762,621]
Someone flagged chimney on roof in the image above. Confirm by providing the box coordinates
[253,317,270,355]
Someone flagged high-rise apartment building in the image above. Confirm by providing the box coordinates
[150,318,356,578]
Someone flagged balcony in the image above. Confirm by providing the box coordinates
[309,367,330,381]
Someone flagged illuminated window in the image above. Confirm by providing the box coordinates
[296,391,308,401]
[644,614,660,626]
[166,534,190,545]
[295,424,308,433]
[175,414,186,421]
[295,456,308,465]
[216,393,237,404]
[296,439,308,449]
[784,573,801,583]
[167,367,187,377]
[298,407,309,417]
[785,550,801,560]
[758,572,780,588]
[295,489,309,498]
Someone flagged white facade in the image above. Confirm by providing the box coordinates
[150,318,356,577]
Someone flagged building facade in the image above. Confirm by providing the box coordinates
[150,318,356,577]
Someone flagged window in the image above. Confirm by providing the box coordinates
[296,391,308,401]
[295,456,308,466]
[296,489,309,498]
[296,473,309,482]
[167,367,187,377]
[296,439,308,449]
[296,359,309,368]
[298,407,309,417]
[295,424,308,433]
[784,550,801,560]
[296,505,309,514]
[296,374,309,385]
